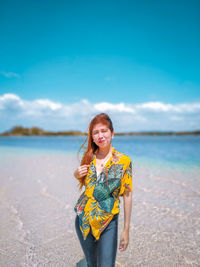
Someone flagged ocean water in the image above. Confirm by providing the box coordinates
[0,135,200,167]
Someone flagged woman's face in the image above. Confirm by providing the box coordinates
[92,122,113,148]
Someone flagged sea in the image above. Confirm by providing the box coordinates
[0,135,200,168]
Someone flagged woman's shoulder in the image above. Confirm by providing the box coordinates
[113,147,132,164]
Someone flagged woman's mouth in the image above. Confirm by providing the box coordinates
[99,140,105,144]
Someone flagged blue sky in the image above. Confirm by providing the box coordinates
[0,0,200,132]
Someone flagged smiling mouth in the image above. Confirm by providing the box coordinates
[99,140,105,143]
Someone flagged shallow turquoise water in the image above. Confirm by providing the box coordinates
[0,135,199,168]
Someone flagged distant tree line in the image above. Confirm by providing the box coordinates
[0,126,200,136]
[0,126,85,136]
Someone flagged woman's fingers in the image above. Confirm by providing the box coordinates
[119,244,124,251]
[119,238,125,251]
[119,239,124,251]
[77,165,90,178]
[79,165,89,173]
[79,169,87,177]
[119,239,128,251]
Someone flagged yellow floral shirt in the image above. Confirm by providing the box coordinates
[74,146,133,240]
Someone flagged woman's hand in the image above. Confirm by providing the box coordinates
[119,229,129,251]
[74,165,90,180]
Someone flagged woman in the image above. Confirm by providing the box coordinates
[74,113,133,267]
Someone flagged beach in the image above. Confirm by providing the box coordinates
[0,149,200,266]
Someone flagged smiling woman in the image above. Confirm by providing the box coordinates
[74,113,133,267]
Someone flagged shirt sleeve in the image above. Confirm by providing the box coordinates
[119,158,133,196]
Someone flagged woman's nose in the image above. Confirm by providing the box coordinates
[98,133,103,138]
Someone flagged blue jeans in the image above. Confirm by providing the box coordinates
[75,214,119,267]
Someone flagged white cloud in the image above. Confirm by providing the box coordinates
[0,93,200,132]
[34,99,62,111]
[136,102,173,112]
[94,102,135,113]
[0,71,20,78]
[0,93,21,102]
[0,93,23,111]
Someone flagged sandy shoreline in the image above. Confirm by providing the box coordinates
[0,152,199,266]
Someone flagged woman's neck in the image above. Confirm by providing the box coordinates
[97,144,112,158]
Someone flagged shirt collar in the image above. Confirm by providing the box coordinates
[92,146,117,167]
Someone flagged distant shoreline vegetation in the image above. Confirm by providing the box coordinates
[0,126,200,136]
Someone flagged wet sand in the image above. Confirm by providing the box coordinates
[0,152,200,266]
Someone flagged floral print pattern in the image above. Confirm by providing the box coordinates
[74,146,133,240]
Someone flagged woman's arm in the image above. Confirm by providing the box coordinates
[119,190,132,251]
